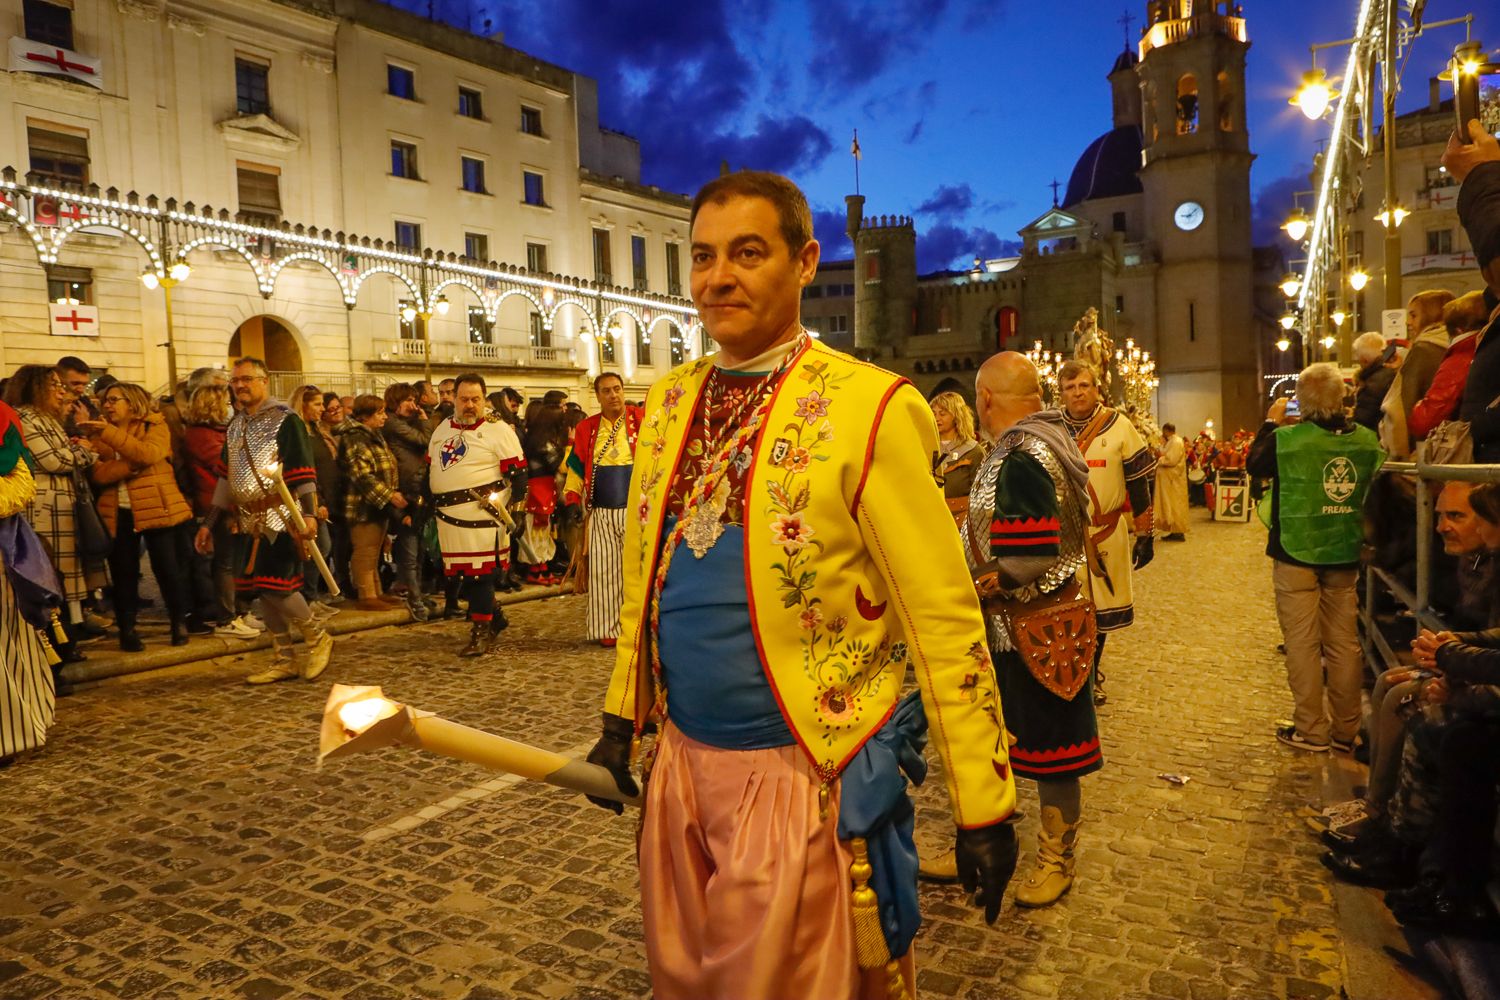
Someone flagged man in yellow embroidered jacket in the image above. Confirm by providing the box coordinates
[583,171,1018,1000]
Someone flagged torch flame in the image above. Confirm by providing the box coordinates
[338,695,401,735]
[487,491,503,504]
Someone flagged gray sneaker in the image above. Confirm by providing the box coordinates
[308,600,340,622]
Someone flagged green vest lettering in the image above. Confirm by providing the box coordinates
[1272,421,1384,564]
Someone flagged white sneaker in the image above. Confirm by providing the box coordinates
[308,601,340,621]
[215,616,260,639]
[240,613,265,632]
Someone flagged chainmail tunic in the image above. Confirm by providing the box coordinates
[226,405,295,535]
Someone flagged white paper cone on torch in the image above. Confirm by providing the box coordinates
[318,684,643,808]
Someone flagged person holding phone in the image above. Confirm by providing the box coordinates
[1442,117,1500,462]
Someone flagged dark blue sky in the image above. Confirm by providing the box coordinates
[412,1,1496,272]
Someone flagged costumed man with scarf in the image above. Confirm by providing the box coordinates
[926,352,1100,908]
[194,357,333,685]
[428,373,527,658]
[562,371,641,648]
[1057,359,1156,706]
[582,171,1018,1000]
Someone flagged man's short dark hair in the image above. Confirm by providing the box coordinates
[593,372,624,392]
[438,378,455,389]
[454,373,487,396]
[1162,422,1176,433]
[322,391,341,408]
[542,389,568,406]
[351,394,384,421]
[56,355,90,376]
[691,171,813,255]
[383,382,416,410]
[233,356,269,376]
[1058,360,1098,386]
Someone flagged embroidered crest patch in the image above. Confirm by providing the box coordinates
[439,435,468,470]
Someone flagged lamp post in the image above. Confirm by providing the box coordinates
[140,260,192,389]
[401,291,450,384]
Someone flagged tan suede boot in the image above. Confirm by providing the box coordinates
[293,617,334,680]
[247,633,300,685]
[917,849,959,884]
[1013,805,1078,907]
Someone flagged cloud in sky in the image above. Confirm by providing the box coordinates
[918,224,1021,273]
[1251,166,1312,249]
[806,1,998,92]
[916,183,977,218]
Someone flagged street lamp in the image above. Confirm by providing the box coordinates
[140,260,193,388]
[1349,269,1370,292]
[1276,335,1292,352]
[1291,67,1339,120]
[1331,308,1347,327]
[1280,312,1297,330]
[403,294,451,382]
[1374,204,1410,228]
[1279,273,1303,298]
[1282,208,1311,243]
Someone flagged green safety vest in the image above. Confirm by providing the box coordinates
[1267,421,1384,564]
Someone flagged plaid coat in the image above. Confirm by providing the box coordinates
[17,406,100,602]
[338,422,398,525]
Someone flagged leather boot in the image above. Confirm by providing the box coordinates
[118,613,144,653]
[458,620,489,657]
[293,617,335,680]
[247,633,301,685]
[169,619,188,647]
[1014,806,1078,907]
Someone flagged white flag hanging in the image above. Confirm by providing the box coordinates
[9,37,103,90]
[49,303,100,337]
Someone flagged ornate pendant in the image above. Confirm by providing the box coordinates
[684,479,730,558]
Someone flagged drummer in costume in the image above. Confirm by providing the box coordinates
[958,351,1100,908]
[562,372,641,648]
[1057,360,1156,705]
[427,373,527,658]
[582,171,1019,1000]
[195,357,333,685]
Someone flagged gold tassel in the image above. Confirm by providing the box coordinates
[40,629,60,666]
[49,610,67,645]
[847,837,908,1000]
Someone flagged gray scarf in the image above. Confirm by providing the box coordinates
[1013,409,1091,495]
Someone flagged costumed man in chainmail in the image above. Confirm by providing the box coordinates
[194,357,333,685]
[922,352,1100,908]
[427,373,526,658]
[1056,359,1155,706]
[561,371,641,648]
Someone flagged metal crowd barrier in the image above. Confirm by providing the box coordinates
[1360,460,1500,673]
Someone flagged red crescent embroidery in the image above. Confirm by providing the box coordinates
[854,585,886,621]
[993,760,1009,781]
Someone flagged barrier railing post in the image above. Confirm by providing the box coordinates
[1414,474,1431,614]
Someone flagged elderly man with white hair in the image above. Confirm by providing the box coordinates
[1247,363,1385,753]
[1351,331,1396,432]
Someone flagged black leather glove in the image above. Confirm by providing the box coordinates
[584,712,639,815]
[955,821,1018,924]
[1132,534,1154,570]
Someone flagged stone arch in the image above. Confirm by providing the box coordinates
[176,236,271,293]
[228,314,306,377]
[268,253,352,303]
[350,265,420,305]
[50,216,163,269]
[1176,74,1200,134]
[928,377,971,406]
[1216,69,1235,132]
[430,275,486,313]
[549,299,598,338]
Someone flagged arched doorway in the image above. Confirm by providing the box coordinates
[229,316,303,373]
[929,377,971,406]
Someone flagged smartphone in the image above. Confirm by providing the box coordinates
[1455,69,1481,144]
[1284,397,1301,418]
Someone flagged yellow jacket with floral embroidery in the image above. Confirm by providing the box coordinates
[604,339,1016,829]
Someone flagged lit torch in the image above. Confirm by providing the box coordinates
[318,684,642,808]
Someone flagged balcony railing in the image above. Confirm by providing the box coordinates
[383,340,576,368]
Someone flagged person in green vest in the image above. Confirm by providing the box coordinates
[1247,362,1385,753]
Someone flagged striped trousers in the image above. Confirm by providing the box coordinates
[586,506,627,640]
[1,554,56,761]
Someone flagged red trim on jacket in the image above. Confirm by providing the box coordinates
[570,406,642,503]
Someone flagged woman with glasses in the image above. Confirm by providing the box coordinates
[84,383,200,651]
[2,365,101,662]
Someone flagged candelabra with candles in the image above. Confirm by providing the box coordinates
[1114,339,1159,418]
[1024,341,1068,405]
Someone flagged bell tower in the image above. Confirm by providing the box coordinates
[1136,1,1258,432]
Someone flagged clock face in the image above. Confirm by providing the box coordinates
[1174,201,1205,231]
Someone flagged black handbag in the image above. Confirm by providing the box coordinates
[72,468,113,558]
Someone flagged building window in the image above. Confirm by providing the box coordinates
[464,232,488,262]
[467,305,490,344]
[236,164,281,225]
[390,140,418,179]
[1115,294,1125,313]
[520,105,544,136]
[827,314,849,334]
[937,304,952,332]
[526,242,548,273]
[665,243,681,296]
[592,228,612,285]
[387,64,416,100]
[802,285,823,299]
[235,58,270,116]
[1426,229,1454,255]
[398,298,418,339]
[529,310,550,348]
[670,332,686,367]
[865,255,881,282]
[842,283,855,296]
[47,264,92,305]
[599,335,616,364]
[24,0,73,50]
[1176,74,1199,134]
[394,220,421,251]
[522,170,546,206]
[460,156,487,194]
[1188,301,1196,342]
[1112,211,1127,233]
[27,126,88,187]
[457,86,483,119]
[631,235,648,291]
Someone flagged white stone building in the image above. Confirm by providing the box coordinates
[1,0,699,402]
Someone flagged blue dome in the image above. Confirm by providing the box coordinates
[1110,49,1139,75]
[1062,125,1144,208]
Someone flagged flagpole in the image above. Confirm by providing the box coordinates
[851,129,862,195]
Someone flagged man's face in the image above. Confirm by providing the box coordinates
[1060,372,1100,419]
[419,385,439,408]
[322,398,343,424]
[230,363,269,411]
[61,369,90,399]
[690,195,818,357]
[503,396,520,415]
[439,382,455,405]
[595,377,625,418]
[1436,484,1486,555]
[456,383,485,422]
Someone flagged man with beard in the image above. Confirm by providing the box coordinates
[194,357,333,684]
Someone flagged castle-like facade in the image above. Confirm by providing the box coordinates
[842,1,1275,433]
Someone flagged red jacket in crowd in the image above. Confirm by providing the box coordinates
[1409,330,1480,440]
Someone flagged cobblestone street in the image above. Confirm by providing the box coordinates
[0,511,1404,999]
